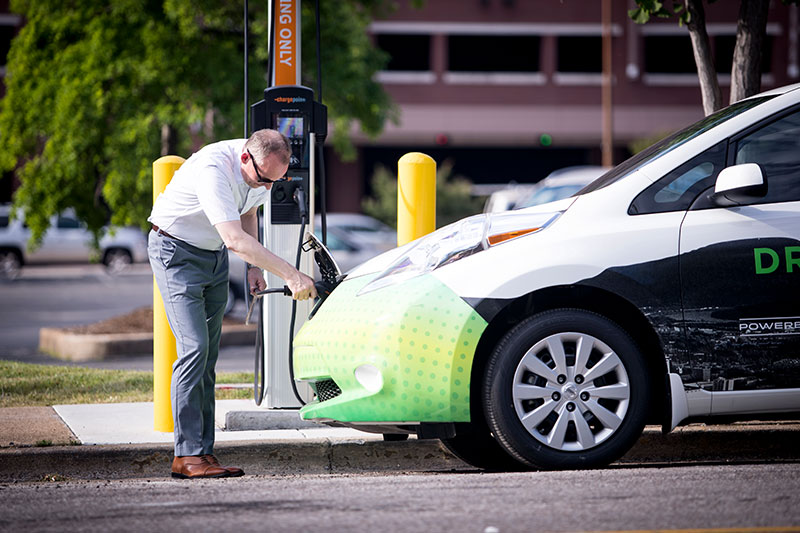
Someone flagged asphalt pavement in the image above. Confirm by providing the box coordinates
[1,398,798,482]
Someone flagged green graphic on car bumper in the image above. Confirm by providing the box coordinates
[293,274,487,423]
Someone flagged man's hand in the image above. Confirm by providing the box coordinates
[246,266,267,295]
[286,270,317,301]
[216,216,316,301]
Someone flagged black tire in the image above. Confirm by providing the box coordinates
[102,248,132,274]
[440,422,531,472]
[0,249,22,280]
[483,309,650,470]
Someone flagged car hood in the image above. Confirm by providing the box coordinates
[345,196,577,280]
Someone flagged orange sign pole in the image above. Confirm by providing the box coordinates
[272,0,301,87]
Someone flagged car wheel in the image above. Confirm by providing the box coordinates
[103,248,132,274]
[0,249,22,280]
[483,309,649,470]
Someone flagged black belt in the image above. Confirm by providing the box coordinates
[152,225,178,240]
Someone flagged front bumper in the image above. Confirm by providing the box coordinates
[293,274,487,423]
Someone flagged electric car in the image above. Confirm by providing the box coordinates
[293,83,800,470]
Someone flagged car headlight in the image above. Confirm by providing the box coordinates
[358,211,561,295]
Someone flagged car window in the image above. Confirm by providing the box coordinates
[581,96,774,195]
[653,162,715,203]
[57,215,81,229]
[733,108,800,204]
[315,230,355,252]
[629,141,727,215]
[0,215,8,228]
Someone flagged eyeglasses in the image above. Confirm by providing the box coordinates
[247,150,287,184]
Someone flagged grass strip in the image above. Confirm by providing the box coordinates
[0,361,254,407]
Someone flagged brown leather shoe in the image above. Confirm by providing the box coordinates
[204,454,245,477]
[171,455,229,479]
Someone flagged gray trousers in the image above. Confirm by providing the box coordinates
[148,230,229,456]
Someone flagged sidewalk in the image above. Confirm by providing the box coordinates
[0,400,463,482]
[53,400,377,445]
[1,400,798,482]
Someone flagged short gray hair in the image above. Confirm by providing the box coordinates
[245,129,291,165]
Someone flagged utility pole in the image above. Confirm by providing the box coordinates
[601,0,614,167]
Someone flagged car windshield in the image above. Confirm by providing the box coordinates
[579,96,775,194]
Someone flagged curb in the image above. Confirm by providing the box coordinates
[224,409,322,431]
[38,324,256,362]
[1,424,797,482]
[0,439,463,482]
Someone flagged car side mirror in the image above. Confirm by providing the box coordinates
[712,163,767,206]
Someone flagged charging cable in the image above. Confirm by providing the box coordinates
[287,186,308,405]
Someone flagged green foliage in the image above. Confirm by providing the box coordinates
[0,0,397,246]
[361,165,398,229]
[630,0,800,28]
[435,161,486,227]
[362,161,486,230]
[628,1,689,26]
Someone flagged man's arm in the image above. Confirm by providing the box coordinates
[239,208,266,295]
[216,212,316,300]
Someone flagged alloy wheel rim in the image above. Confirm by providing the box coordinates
[511,332,630,452]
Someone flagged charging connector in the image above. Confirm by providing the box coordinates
[292,186,307,222]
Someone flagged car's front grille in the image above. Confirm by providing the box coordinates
[314,379,342,402]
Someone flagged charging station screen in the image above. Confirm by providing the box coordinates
[276,116,304,139]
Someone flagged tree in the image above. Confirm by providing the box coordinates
[362,161,486,230]
[629,0,797,116]
[0,0,397,246]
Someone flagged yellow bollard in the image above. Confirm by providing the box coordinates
[397,152,436,246]
[152,155,184,432]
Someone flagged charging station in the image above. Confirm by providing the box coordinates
[246,0,328,409]
[251,86,326,408]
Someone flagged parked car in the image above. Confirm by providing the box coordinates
[227,213,396,313]
[482,184,537,213]
[292,83,800,471]
[0,205,148,279]
[514,166,609,209]
[315,213,397,254]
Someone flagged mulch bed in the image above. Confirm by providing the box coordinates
[64,307,243,335]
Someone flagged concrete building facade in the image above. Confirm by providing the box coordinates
[326,0,799,212]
